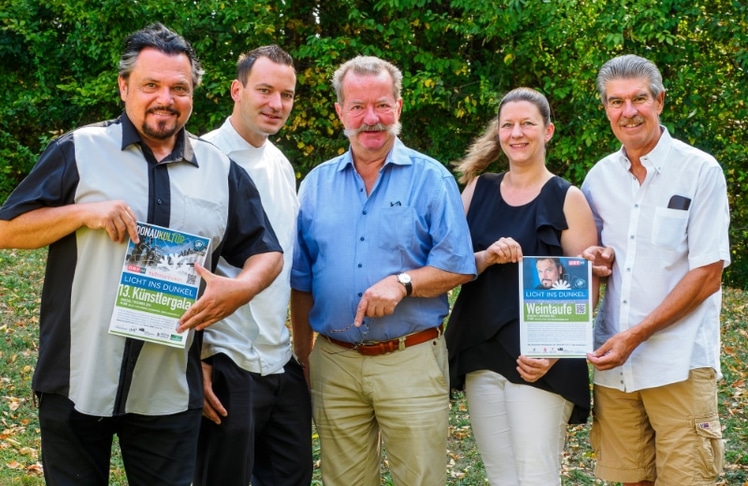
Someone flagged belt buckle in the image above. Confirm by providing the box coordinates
[397,336,406,351]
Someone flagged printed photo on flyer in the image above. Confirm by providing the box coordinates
[108,222,211,348]
[518,256,593,358]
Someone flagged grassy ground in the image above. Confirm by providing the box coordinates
[0,248,746,485]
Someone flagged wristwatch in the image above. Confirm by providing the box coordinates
[397,272,412,296]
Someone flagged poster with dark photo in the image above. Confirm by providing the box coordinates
[519,256,593,357]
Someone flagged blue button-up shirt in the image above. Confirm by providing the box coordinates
[291,138,476,343]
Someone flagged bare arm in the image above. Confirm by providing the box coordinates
[560,186,600,307]
[0,202,139,249]
[588,260,724,370]
[290,289,315,386]
[177,251,283,332]
[460,177,478,216]
[560,186,598,258]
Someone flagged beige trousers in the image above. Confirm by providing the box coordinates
[310,334,450,486]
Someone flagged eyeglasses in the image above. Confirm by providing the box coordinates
[325,320,370,354]
[329,320,369,340]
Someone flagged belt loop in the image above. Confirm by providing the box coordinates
[398,336,406,351]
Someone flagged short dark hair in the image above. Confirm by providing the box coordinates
[118,22,204,87]
[236,45,294,86]
[536,257,564,273]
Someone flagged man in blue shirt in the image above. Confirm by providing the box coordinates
[290,55,476,486]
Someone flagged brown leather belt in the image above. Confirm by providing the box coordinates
[322,324,444,356]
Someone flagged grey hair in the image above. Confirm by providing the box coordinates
[118,23,204,87]
[331,56,403,105]
[454,87,552,184]
[596,54,665,104]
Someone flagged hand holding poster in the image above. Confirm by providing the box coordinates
[108,222,210,348]
[519,256,593,357]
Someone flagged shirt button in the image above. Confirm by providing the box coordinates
[357,263,362,268]
[360,237,365,241]
[157,198,163,205]
[362,210,367,215]
[358,292,363,297]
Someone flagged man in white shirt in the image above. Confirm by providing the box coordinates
[193,45,311,486]
[582,54,730,486]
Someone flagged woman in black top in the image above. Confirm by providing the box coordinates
[446,87,598,485]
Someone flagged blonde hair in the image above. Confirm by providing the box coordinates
[454,87,552,184]
[453,118,501,184]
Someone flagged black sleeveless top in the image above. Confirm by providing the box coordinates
[445,173,590,424]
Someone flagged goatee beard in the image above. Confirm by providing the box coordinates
[142,120,179,140]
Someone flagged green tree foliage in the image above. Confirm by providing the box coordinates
[1,0,746,285]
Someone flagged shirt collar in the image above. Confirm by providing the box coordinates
[615,125,672,175]
[119,112,198,167]
[336,137,412,172]
[213,117,266,153]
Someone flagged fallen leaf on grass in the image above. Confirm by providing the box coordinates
[18,446,37,458]
[451,427,470,440]
[6,396,22,411]
[0,434,19,444]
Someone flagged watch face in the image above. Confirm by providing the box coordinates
[398,273,412,296]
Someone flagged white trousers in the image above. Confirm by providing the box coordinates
[465,369,573,486]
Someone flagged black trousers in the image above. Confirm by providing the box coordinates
[38,393,202,486]
[194,353,313,486]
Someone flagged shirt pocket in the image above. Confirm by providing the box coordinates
[652,207,688,251]
[172,196,227,251]
[376,206,416,257]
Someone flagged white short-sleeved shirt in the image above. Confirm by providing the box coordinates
[582,127,730,392]
[201,118,299,375]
